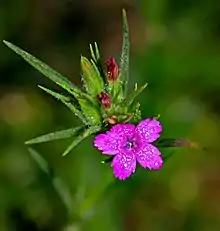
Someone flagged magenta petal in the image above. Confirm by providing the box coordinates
[109,124,135,139]
[94,134,119,155]
[136,144,163,170]
[111,153,136,180]
[94,124,135,155]
[136,118,162,143]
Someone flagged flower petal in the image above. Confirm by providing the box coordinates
[111,153,136,180]
[136,144,163,170]
[109,124,135,139]
[94,124,135,155]
[136,118,162,143]
[94,134,118,155]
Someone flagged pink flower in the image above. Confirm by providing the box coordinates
[94,119,163,180]
[106,57,118,82]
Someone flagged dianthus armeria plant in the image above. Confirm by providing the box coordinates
[3,10,196,180]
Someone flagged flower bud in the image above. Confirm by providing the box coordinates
[106,115,118,125]
[106,57,118,82]
[97,92,111,109]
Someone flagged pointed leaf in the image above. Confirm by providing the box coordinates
[155,138,199,148]
[62,125,101,156]
[39,85,70,101]
[38,85,86,123]
[89,43,106,84]
[94,42,100,61]
[90,59,101,78]
[28,148,51,175]
[89,44,96,62]
[89,42,100,63]
[163,151,175,163]
[81,56,104,96]
[3,41,82,95]
[123,83,148,106]
[119,9,130,96]
[94,42,106,82]
[25,126,84,144]
[28,148,72,213]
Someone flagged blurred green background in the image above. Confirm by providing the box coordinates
[1,0,220,230]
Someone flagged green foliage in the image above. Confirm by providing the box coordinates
[119,9,130,97]
[62,125,101,156]
[77,97,102,126]
[1,2,214,230]
[3,40,82,96]
[25,126,84,144]
[3,9,152,156]
[28,147,52,175]
[122,83,148,107]
[155,138,198,148]
[81,56,104,96]
[109,10,130,104]
[90,42,106,83]
[38,85,86,123]
[28,148,72,213]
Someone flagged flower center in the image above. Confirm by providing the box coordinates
[124,138,137,150]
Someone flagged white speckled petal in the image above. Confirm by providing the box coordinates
[136,143,163,170]
[111,153,136,180]
[136,118,162,143]
[94,124,135,155]
[94,134,118,155]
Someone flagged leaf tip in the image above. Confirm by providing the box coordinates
[80,55,87,64]
[3,40,8,45]
[38,85,44,90]
[62,151,68,157]
[25,140,31,145]
[122,9,127,17]
[3,40,12,49]
[144,82,148,88]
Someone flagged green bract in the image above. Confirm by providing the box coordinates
[3,10,151,156]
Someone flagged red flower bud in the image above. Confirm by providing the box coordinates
[106,57,118,82]
[97,92,111,110]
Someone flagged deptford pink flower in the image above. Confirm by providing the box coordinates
[97,92,111,109]
[94,118,163,180]
[106,57,119,82]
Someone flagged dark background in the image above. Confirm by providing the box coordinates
[1,0,220,230]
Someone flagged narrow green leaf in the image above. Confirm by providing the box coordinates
[156,138,198,149]
[163,151,175,163]
[89,44,96,61]
[131,102,142,123]
[123,83,148,106]
[89,42,100,63]
[39,85,71,102]
[62,125,101,156]
[81,56,104,96]
[28,148,51,175]
[52,177,73,214]
[90,43,106,84]
[119,9,130,96]
[94,42,100,61]
[90,59,101,81]
[28,148,72,213]
[3,40,82,95]
[38,85,86,123]
[25,126,84,144]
